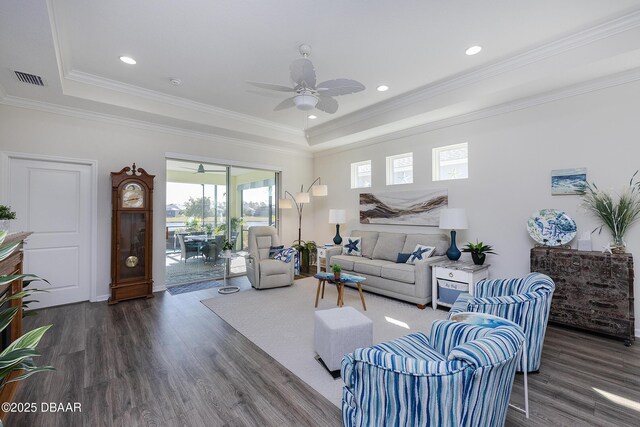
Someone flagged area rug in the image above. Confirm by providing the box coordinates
[201,277,447,407]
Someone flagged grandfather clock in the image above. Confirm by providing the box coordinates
[109,163,154,304]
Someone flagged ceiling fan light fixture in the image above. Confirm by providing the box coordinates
[293,93,319,111]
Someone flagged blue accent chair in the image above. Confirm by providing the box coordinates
[448,272,555,372]
[341,320,525,427]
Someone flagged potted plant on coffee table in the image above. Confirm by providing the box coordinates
[462,240,496,266]
[331,263,342,280]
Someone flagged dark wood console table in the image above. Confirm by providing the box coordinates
[530,247,634,345]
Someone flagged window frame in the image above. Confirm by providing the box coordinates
[432,143,469,182]
[385,152,413,186]
[350,160,372,189]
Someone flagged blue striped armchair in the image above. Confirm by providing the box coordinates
[448,272,555,372]
[341,320,525,427]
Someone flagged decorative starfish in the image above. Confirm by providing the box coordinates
[344,239,360,254]
[602,244,613,254]
[411,247,430,261]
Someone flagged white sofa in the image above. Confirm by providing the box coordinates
[326,230,449,308]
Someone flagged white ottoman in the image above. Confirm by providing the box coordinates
[314,307,373,372]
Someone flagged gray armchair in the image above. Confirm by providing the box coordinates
[245,226,294,289]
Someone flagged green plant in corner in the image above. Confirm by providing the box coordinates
[0,230,54,389]
[581,171,640,253]
[462,240,496,266]
[292,240,317,274]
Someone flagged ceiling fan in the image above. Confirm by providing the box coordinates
[181,164,224,174]
[248,44,365,114]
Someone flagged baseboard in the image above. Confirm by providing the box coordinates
[94,294,110,302]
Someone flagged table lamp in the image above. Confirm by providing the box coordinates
[328,209,346,245]
[439,208,468,261]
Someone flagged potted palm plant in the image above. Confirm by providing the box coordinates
[0,230,54,395]
[462,240,496,265]
[582,171,640,253]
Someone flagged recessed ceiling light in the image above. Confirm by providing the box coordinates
[169,78,182,86]
[119,56,136,65]
[308,114,317,119]
[465,46,482,56]
[376,85,389,92]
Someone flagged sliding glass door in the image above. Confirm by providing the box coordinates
[165,159,279,286]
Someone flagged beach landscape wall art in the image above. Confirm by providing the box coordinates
[360,189,448,226]
[551,168,587,195]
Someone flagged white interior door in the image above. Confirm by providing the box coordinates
[6,156,94,308]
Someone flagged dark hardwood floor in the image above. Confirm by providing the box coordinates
[5,278,640,426]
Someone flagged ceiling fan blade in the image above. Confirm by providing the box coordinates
[316,95,339,114]
[316,79,365,96]
[290,58,316,88]
[274,97,296,111]
[247,81,295,92]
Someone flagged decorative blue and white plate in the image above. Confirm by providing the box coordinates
[527,209,577,246]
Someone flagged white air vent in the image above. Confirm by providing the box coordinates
[14,71,45,86]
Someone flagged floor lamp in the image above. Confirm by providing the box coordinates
[279,177,328,243]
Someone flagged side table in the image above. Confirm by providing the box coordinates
[218,251,240,294]
[431,261,489,309]
[317,245,339,274]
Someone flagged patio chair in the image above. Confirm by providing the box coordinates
[177,233,202,263]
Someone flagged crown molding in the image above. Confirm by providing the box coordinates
[312,67,640,157]
[47,0,303,142]
[0,95,312,158]
[307,8,640,140]
[65,70,304,139]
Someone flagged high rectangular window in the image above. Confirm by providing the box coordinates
[351,160,371,189]
[386,153,413,185]
[432,143,468,181]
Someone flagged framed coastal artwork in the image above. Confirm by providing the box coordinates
[359,189,448,226]
[551,168,587,195]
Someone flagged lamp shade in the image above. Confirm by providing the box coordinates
[311,184,328,197]
[279,198,293,209]
[439,208,468,230]
[294,192,310,204]
[328,209,346,224]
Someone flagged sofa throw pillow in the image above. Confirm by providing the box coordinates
[406,244,436,265]
[342,236,362,256]
[396,253,412,263]
[274,247,296,263]
[269,245,285,258]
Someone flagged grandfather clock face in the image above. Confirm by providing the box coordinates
[122,183,145,208]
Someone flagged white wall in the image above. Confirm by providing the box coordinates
[312,80,640,332]
[0,104,313,300]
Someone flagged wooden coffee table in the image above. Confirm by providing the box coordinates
[313,272,367,311]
